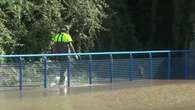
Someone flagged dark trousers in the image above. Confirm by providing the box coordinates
[59,61,67,85]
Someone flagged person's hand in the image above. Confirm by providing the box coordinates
[75,54,81,60]
[75,55,79,60]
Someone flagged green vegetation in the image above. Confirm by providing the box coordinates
[0,0,108,54]
[1,0,195,54]
[0,67,18,86]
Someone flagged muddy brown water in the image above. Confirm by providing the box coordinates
[1,80,195,110]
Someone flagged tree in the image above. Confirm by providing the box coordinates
[60,0,108,52]
[173,0,194,49]
[0,0,109,54]
[0,0,16,54]
[96,0,138,51]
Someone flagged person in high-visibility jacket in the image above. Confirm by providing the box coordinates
[51,26,78,86]
[52,28,76,56]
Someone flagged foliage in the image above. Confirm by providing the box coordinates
[0,0,194,53]
[0,61,42,86]
[0,13,15,54]
[174,0,195,49]
[0,65,19,86]
[60,0,108,51]
[0,0,109,54]
[96,0,139,51]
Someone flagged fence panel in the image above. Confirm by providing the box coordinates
[0,50,195,90]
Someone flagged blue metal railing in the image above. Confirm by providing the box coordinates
[0,49,195,90]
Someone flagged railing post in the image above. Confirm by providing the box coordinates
[167,52,171,80]
[128,53,133,81]
[19,57,24,91]
[149,53,153,79]
[109,54,113,83]
[88,55,93,84]
[184,51,188,80]
[43,56,48,88]
[67,59,71,87]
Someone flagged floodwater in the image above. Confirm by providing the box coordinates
[1,80,195,110]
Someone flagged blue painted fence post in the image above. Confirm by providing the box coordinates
[184,51,188,80]
[43,56,48,88]
[88,55,93,84]
[128,53,133,81]
[109,54,113,83]
[167,52,171,79]
[149,53,153,79]
[19,57,24,91]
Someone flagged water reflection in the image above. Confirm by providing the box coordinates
[3,80,194,99]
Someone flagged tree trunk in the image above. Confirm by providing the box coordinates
[148,0,158,48]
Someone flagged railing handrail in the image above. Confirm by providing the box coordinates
[0,49,193,58]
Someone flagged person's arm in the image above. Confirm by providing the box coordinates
[69,42,76,53]
[69,42,79,59]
